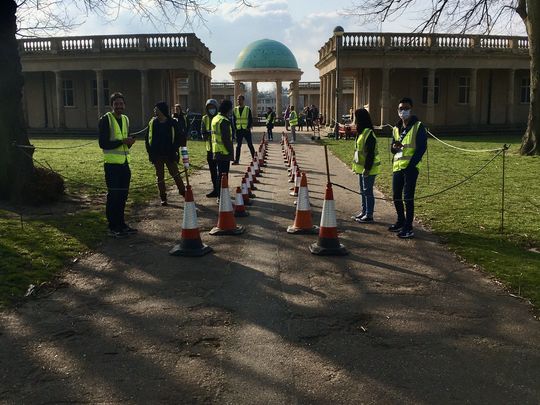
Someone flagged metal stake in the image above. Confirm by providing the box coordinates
[500,144,509,233]
[324,145,331,185]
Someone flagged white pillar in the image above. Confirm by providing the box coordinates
[291,80,299,111]
[330,71,336,125]
[380,67,390,126]
[140,69,149,123]
[276,80,282,119]
[426,68,436,125]
[507,69,515,124]
[470,68,478,125]
[234,80,242,104]
[54,71,65,129]
[95,69,104,118]
[251,80,258,113]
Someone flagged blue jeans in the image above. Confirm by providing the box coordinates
[392,167,419,230]
[359,174,376,217]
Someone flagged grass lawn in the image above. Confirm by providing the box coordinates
[0,138,207,307]
[323,134,540,307]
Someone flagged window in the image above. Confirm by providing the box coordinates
[520,76,531,103]
[422,77,439,104]
[62,79,74,106]
[92,79,110,106]
[458,77,471,104]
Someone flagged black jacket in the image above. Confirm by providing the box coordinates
[145,118,186,163]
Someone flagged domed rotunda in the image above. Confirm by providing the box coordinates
[230,39,303,117]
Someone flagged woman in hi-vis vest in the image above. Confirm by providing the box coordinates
[351,108,380,223]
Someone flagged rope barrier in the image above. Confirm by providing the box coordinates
[426,129,505,153]
[19,147,186,193]
[14,126,149,150]
[332,149,503,203]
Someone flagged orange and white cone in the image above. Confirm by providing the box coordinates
[245,175,256,198]
[287,173,319,234]
[289,168,301,196]
[233,186,249,217]
[309,183,348,255]
[288,160,297,183]
[209,174,245,235]
[170,185,212,256]
[250,163,259,183]
[253,155,261,175]
[247,168,257,190]
[241,177,252,205]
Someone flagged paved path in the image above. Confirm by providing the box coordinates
[1,130,539,404]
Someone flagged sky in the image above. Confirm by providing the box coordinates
[54,0,526,84]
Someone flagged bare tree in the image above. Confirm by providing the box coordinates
[345,0,539,156]
[0,0,251,202]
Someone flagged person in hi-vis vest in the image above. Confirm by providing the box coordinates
[232,94,255,165]
[289,105,298,143]
[389,97,427,239]
[145,101,187,206]
[351,108,380,223]
[98,92,137,238]
[211,99,235,197]
[201,99,219,197]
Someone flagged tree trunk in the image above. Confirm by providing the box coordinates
[0,0,34,201]
[521,0,540,155]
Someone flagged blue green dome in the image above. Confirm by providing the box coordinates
[234,39,299,70]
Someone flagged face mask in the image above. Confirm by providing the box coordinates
[208,108,216,115]
[399,109,411,120]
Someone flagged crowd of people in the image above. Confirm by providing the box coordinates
[99,91,424,240]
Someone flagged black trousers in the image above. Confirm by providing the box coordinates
[207,151,219,193]
[104,163,131,231]
[392,167,419,230]
[235,129,255,162]
[266,125,274,140]
[216,160,230,195]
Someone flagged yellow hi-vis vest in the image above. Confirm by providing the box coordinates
[201,114,212,152]
[103,112,130,164]
[147,117,176,146]
[392,121,422,172]
[289,110,298,126]
[352,128,381,176]
[233,106,250,130]
[211,113,230,155]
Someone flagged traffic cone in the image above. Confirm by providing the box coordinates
[289,168,301,196]
[254,155,262,175]
[241,177,252,205]
[247,168,257,190]
[209,174,245,236]
[309,183,348,255]
[245,175,256,198]
[287,173,318,234]
[233,186,249,217]
[250,163,259,183]
[170,185,212,256]
[289,160,297,183]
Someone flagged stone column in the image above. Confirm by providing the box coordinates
[95,69,104,118]
[234,80,242,104]
[276,80,282,119]
[319,76,326,123]
[354,70,362,112]
[325,74,331,126]
[251,80,258,113]
[380,67,390,126]
[140,69,149,123]
[291,80,299,111]
[54,71,65,129]
[330,71,336,126]
[426,68,436,124]
[470,68,478,125]
[188,70,196,111]
[507,69,515,124]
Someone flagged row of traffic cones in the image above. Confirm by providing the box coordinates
[281,131,348,256]
[170,134,269,256]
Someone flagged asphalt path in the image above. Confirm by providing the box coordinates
[1,129,539,404]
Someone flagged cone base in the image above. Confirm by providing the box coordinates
[234,211,249,217]
[209,225,245,236]
[289,191,298,196]
[309,240,348,256]
[169,242,213,257]
[249,193,256,198]
[287,225,319,234]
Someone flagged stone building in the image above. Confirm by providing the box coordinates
[316,31,530,131]
[19,33,214,133]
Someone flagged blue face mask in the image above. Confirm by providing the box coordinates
[208,108,217,115]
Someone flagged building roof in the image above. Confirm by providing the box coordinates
[234,39,299,70]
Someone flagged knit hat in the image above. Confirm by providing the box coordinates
[155,101,170,118]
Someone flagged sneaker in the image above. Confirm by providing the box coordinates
[397,229,414,239]
[108,229,128,238]
[351,212,366,220]
[356,216,374,223]
[161,200,168,206]
[121,224,138,234]
[388,222,404,232]
[206,191,219,198]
